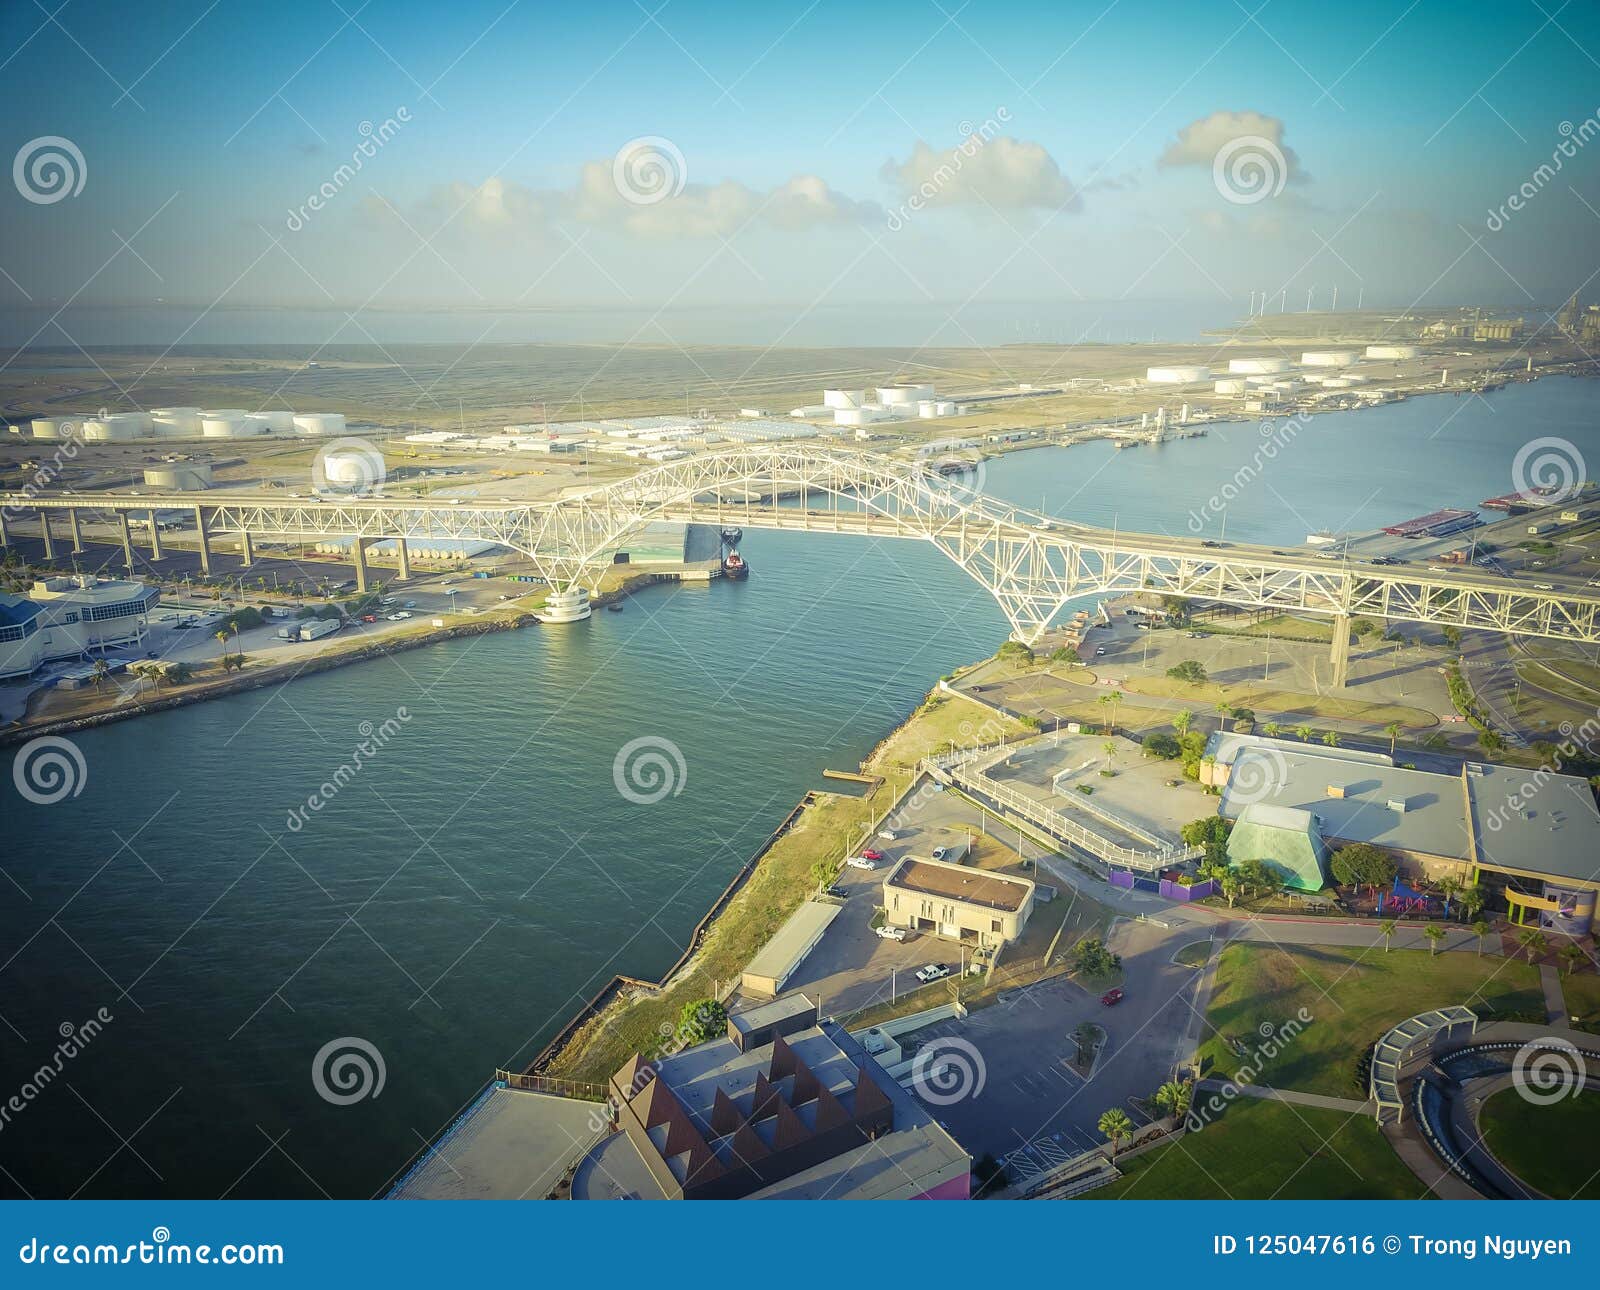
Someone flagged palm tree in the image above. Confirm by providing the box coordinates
[1102,739,1117,768]
[1098,1107,1134,1156]
[1294,723,1313,743]
[1262,720,1281,738]
[1379,918,1398,952]
[1110,690,1124,731]
[1472,919,1491,956]
[214,629,230,666]
[1321,730,1341,748]
[1383,721,1402,755]
[1517,927,1549,964]
[1560,942,1588,978]
[1097,693,1114,734]
[90,658,109,691]
[1424,924,1446,956]
[1172,709,1192,738]
[1154,1080,1192,1121]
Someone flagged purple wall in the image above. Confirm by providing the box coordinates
[1109,870,1136,890]
[1160,878,1215,903]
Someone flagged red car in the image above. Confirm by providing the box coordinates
[361,613,378,623]
[1101,988,1124,1007]
[859,848,886,862]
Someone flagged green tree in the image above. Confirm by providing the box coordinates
[1424,924,1446,956]
[1166,660,1208,686]
[1102,739,1118,768]
[676,998,728,1045]
[1560,942,1588,977]
[1261,720,1282,738]
[1379,919,1398,953]
[1142,732,1181,760]
[1517,928,1549,963]
[1219,874,1242,908]
[1153,1080,1192,1121]
[1383,721,1402,755]
[1071,938,1122,978]
[1471,919,1491,956]
[1321,730,1341,748]
[1172,709,1193,738]
[214,629,230,665]
[1180,816,1232,868]
[1098,1107,1134,1156]
[1294,723,1313,742]
[1330,842,1396,894]
[90,658,109,691]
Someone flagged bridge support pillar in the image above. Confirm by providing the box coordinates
[0,509,8,546]
[39,509,55,560]
[68,508,82,553]
[352,537,371,594]
[239,529,254,567]
[148,509,163,562]
[1329,613,1352,689]
[395,536,411,582]
[194,507,211,575]
[119,511,135,570]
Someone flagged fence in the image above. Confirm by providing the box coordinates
[494,1071,608,1102]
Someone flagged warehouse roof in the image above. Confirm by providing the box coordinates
[885,857,1033,912]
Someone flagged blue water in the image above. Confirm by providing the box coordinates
[2,376,1596,1198]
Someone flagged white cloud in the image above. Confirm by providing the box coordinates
[881,135,1080,212]
[1158,110,1307,183]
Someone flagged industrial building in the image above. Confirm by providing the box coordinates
[1203,732,1600,931]
[740,901,840,998]
[0,576,160,679]
[881,856,1034,947]
[573,996,970,1200]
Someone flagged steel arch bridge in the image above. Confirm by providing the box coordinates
[7,443,1600,663]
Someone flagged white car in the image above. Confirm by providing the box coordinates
[875,925,907,942]
[877,830,898,842]
[915,963,951,984]
[845,856,879,871]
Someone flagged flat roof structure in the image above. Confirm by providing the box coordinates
[884,857,1032,912]
[741,901,840,998]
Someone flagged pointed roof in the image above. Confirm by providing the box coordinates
[769,1031,798,1080]
[751,1070,781,1121]
[710,1086,746,1138]
[813,1082,851,1132]
[772,1096,811,1151]
[790,1056,821,1106]
[852,1065,893,1122]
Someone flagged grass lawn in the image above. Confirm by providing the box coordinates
[1120,674,1436,728]
[1479,1089,1600,1198]
[1196,944,1545,1099]
[1559,972,1600,1034]
[543,689,1026,1082]
[1081,1097,1426,1199]
[1174,940,1212,969]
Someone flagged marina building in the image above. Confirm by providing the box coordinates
[0,576,160,679]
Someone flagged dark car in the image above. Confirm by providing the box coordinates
[1101,988,1124,1007]
[824,885,848,899]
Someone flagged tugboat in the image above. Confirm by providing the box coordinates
[720,526,744,545]
[721,549,750,580]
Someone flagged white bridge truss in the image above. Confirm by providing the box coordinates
[9,444,1600,646]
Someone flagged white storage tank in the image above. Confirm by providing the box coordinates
[30,417,76,440]
[1301,350,1358,367]
[876,383,934,404]
[1146,365,1211,384]
[143,463,213,490]
[321,449,379,487]
[253,410,296,433]
[83,414,143,441]
[833,407,886,427]
[822,389,867,409]
[1227,356,1290,375]
[1213,378,1248,394]
[1365,344,1419,360]
[152,408,203,437]
[293,412,346,436]
[201,413,251,438]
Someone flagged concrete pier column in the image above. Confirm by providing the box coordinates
[148,510,163,561]
[1329,613,1352,689]
[352,537,371,594]
[0,509,9,546]
[119,511,135,570]
[239,529,254,566]
[194,507,211,575]
[39,509,55,559]
[68,508,83,553]
[395,536,411,582]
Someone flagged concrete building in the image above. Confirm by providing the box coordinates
[574,997,970,1200]
[0,576,159,679]
[882,856,1034,947]
[741,901,840,998]
[1203,732,1600,931]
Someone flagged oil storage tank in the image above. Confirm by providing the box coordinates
[293,413,346,436]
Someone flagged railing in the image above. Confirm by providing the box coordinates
[495,1071,609,1102]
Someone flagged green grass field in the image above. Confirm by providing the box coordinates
[1196,944,1545,1099]
[1479,1089,1600,1198]
[1081,1097,1425,1200]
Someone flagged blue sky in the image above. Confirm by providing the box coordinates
[3,0,1599,341]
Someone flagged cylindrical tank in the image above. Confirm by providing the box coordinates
[152,410,203,437]
[822,389,866,409]
[30,417,74,440]
[876,383,933,404]
[1365,344,1419,360]
[201,413,251,438]
[1146,366,1210,384]
[142,463,213,490]
[1227,357,1290,375]
[83,414,143,441]
[1301,350,1358,367]
[321,451,374,486]
[253,410,296,433]
[1213,378,1248,394]
[293,413,346,436]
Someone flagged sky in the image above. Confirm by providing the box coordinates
[2,0,1600,346]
